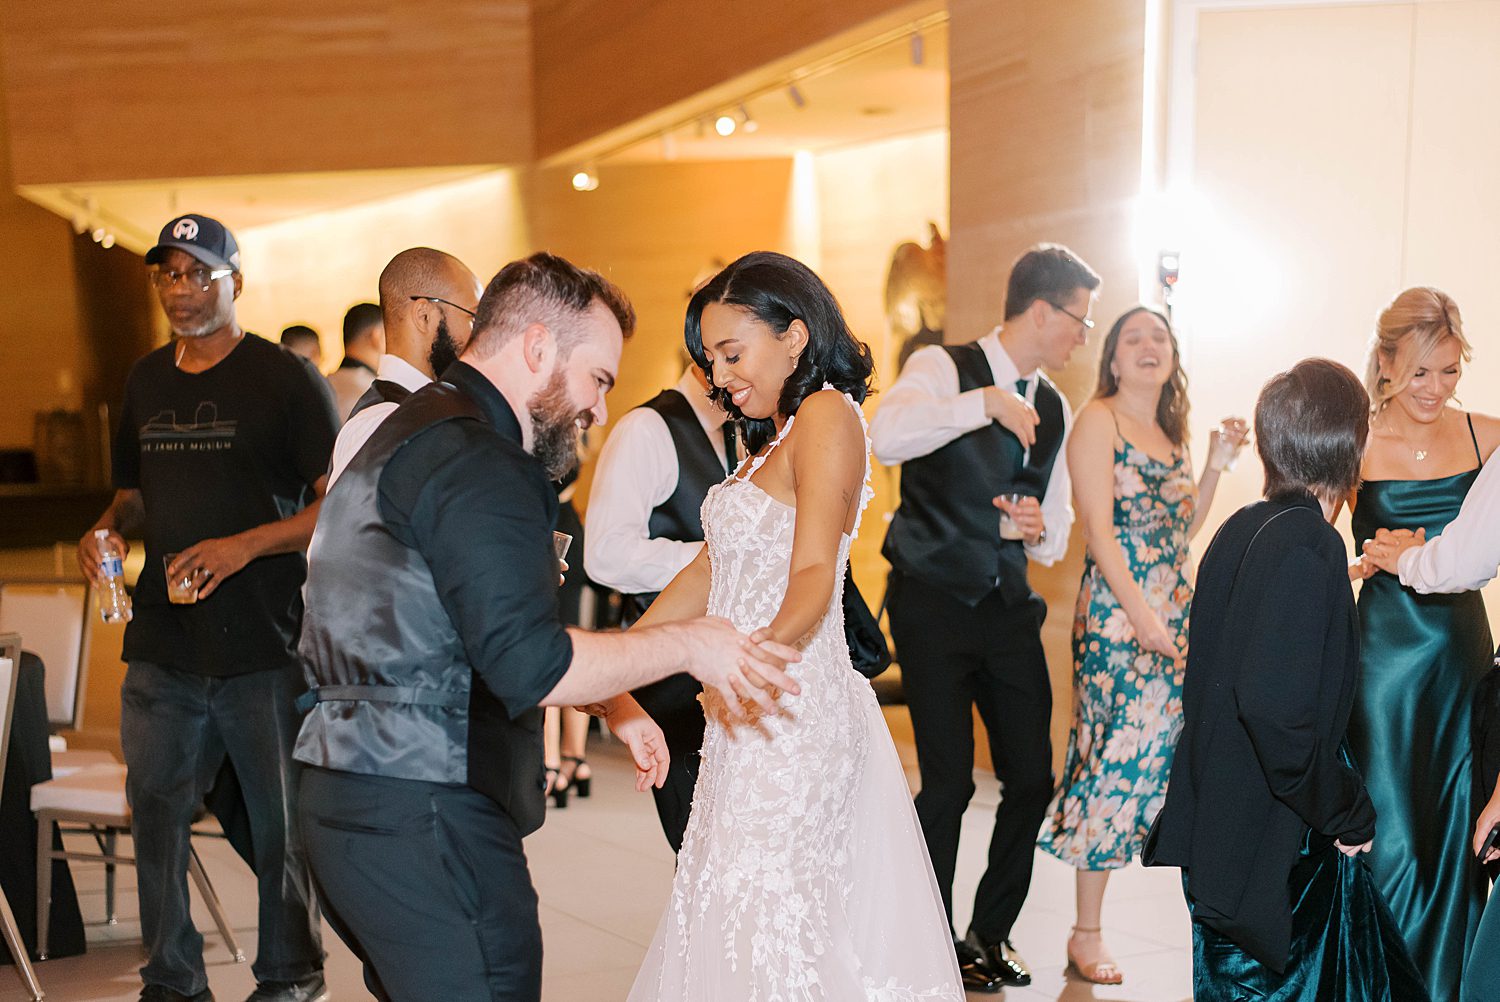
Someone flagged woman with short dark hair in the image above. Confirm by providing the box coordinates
[1145,359,1427,999]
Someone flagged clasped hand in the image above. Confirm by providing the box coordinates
[681,619,802,722]
[1352,527,1427,580]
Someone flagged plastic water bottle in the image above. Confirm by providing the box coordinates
[95,529,133,624]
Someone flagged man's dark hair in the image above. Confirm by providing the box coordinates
[686,250,874,453]
[1255,358,1370,504]
[1003,243,1101,321]
[466,252,635,360]
[279,324,319,351]
[342,302,382,347]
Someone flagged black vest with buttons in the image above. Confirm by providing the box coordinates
[622,388,732,619]
[294,383,546,835]
[881,342,1066,607]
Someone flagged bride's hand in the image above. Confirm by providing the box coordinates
[603,696,671,792]
[677,617,801,720]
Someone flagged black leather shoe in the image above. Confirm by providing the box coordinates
[953,937,1004,993]
[243,973,328,1002]
[966,931,1032,987]
[140,986,214,1002]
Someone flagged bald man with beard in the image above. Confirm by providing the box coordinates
[327,248,484,485]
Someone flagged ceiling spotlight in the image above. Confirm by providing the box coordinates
[101,232,116,249]
[91,227,106,243]
[738,104,758,134]
[910,32,925,66]
[787,84,806,109]
[714,114,737,137]
[570,169,599,192]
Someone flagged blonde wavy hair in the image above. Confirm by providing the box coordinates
[1365,287,1472,414]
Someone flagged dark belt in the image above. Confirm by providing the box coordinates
[295,684,468,714]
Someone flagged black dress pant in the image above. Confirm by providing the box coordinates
[630,672,705,853]
[299,767,542,1002]
[887,571,1053,944]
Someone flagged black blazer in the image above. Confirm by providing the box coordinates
[1144,493,1376,972]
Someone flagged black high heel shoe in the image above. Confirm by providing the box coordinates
[545,766,569,808]
[561,755,591,798]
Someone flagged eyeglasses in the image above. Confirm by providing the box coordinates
[410,296,477,318]
[151,266,234,293]
[1051,302,1096,330]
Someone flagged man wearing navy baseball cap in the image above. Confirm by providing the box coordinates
[79,214,336,1002]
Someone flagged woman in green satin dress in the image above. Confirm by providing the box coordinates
[1349,287,1500,1001]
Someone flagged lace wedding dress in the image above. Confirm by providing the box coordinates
[628,389,962,1001]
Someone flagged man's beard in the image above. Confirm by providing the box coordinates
[527,368,593,481]
[427,315,460,378]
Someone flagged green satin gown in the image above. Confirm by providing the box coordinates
[1192,830,1429,1001]
[1350,469,1493,1001]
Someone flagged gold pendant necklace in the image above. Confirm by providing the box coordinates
[1384,414,1435,463]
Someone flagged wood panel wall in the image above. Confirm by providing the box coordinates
[0,1,533,185]
[947,0,1148,766]
[530,0,922,157]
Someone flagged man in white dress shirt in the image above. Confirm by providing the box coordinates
[870,243,1098,992]
[327,248,483,485]
[584,362,735,850]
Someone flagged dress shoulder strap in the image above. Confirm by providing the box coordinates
[1468,412,1482,465]
[829,385,876,540]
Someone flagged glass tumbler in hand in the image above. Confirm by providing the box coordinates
[997,493,1026,541]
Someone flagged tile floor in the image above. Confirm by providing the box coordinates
[9,740,1192,1002]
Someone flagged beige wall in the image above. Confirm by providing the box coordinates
[0,2,532,185]
[813,130,950,595]
[235,171,534,356]
[1184,2,1500,631]
[948,0,1149,762]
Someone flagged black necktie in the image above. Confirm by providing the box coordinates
[1011,378,1031,468]
[720,424,738,477]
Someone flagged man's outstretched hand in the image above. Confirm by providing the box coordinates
[677,619,801,720]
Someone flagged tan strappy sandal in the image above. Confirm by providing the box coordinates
[1066,925,1124,985]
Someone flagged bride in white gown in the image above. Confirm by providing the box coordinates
[618,252,962,1001]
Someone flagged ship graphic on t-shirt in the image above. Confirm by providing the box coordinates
[140,402,238,452]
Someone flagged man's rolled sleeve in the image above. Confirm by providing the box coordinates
[380,424,573,718]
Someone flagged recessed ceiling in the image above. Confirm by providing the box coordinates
[16,17,948,252]
[20,165,502,256]
[586,21,948,165]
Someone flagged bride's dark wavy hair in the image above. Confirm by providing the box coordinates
[685,251,875,453]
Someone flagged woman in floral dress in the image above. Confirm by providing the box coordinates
[1036,306,1245,985]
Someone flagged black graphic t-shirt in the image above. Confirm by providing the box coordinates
[113,333,338,675]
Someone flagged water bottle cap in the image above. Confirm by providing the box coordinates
[94,528,109,539]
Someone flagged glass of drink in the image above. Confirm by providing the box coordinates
[552,531,573,581]
[998,493,1026,541]
[163,554,199,605]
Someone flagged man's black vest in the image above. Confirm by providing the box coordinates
[881,342,1066,607]
[347,377,413,418]
[294,383,546,835]
[622,388,732,618]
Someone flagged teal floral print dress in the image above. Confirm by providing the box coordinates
[1038,438,1196,870]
